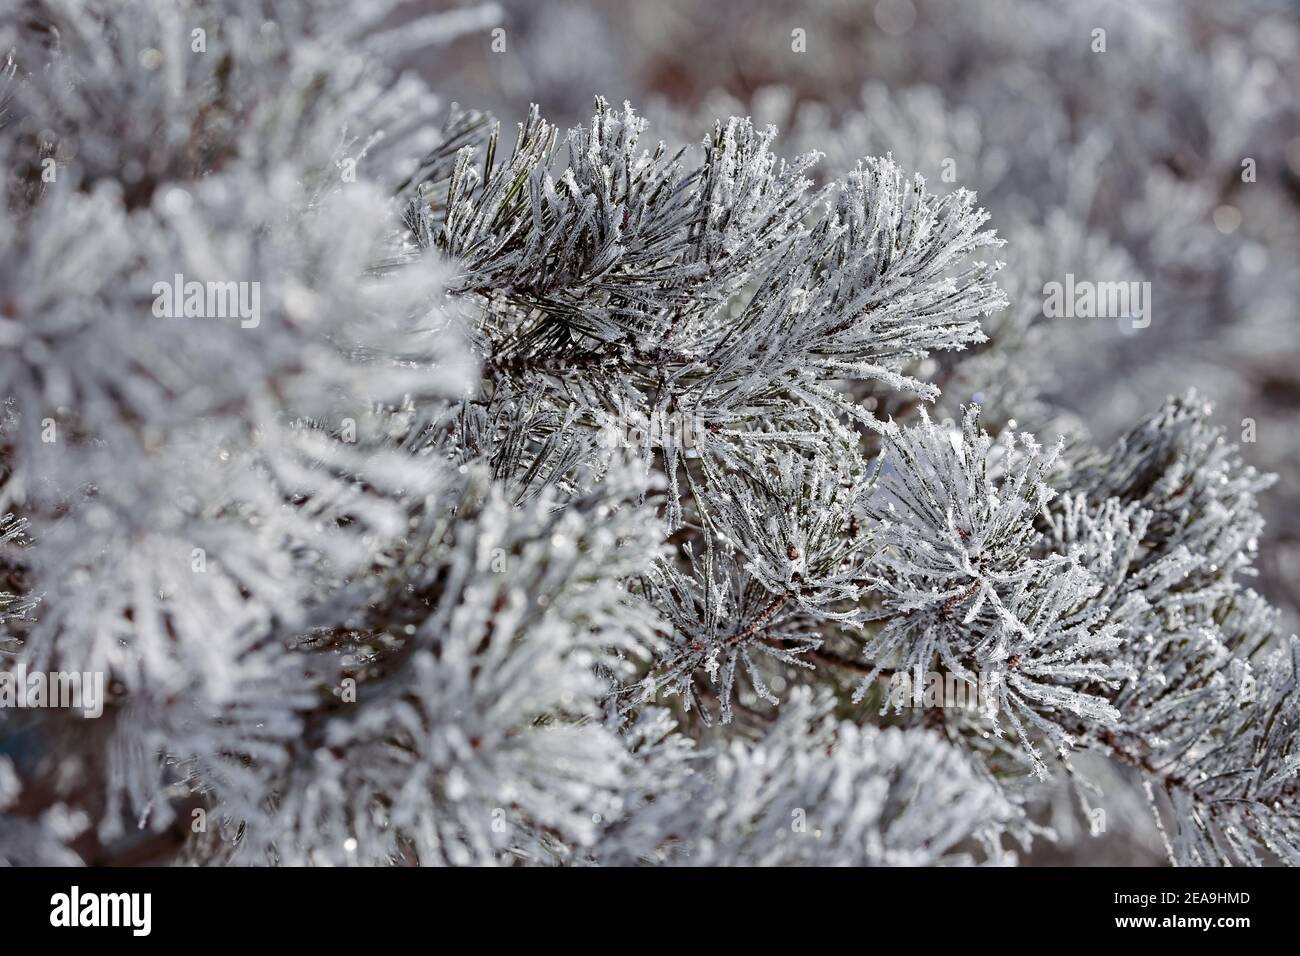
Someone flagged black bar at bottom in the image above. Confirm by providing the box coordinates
[0,865,1276,942]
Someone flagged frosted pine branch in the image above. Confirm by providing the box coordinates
[0,0,1295,870]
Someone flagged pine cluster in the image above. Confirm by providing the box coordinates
[0,0,1295,867]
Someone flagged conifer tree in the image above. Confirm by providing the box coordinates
[0,0,1295,867]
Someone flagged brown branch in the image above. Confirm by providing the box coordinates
[725,592,789,648]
